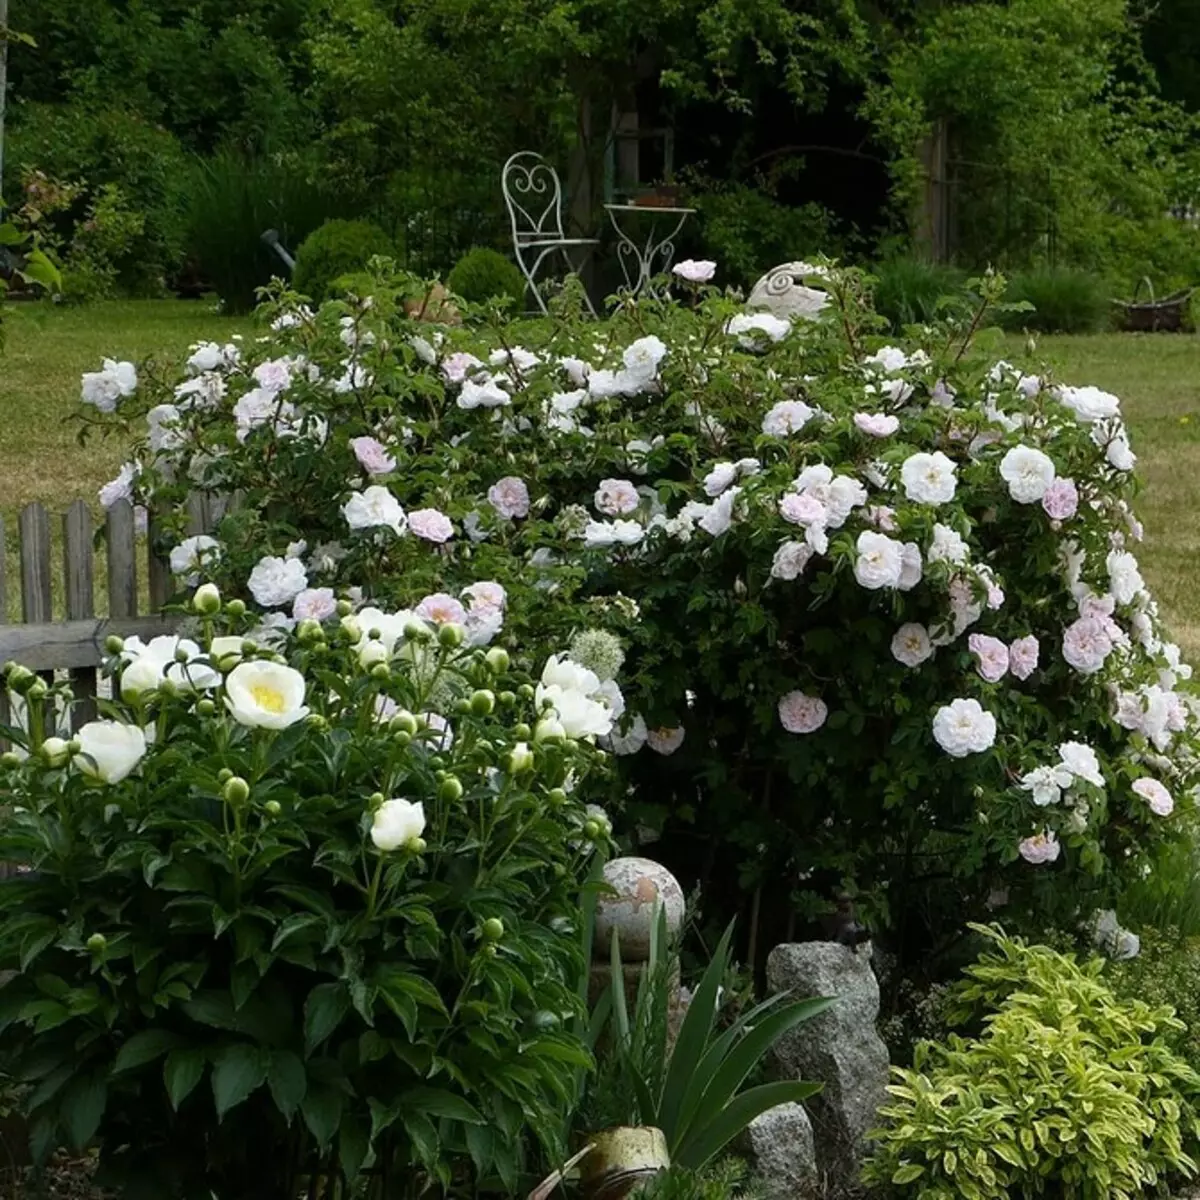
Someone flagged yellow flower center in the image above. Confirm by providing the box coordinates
[250,684,286,714]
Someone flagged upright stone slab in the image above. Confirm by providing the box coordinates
[739,1102,820,1199]
[766,942,889,1192]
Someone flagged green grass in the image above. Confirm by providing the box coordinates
[1,303,1199,658]
[0,300,250,620]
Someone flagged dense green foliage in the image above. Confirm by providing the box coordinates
[292,220,396,304]
[446,249,525,309]
[999,269,1112,335]
[871,260,967,332]
[866,927,1200,1197]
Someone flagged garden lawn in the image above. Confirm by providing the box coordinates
[1,303,1199,655]
[1026,333,1200,660]
[0,300,250,619]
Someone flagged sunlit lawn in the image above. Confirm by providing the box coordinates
[3,302,1200,658]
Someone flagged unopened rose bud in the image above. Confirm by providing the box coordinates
[535,717,566,745]
[439,776,464,804]
[438,623,465,650]
[482,917,504,942]
[193,583,221,614]
[485,648,510,674]
[469,689,495,716]
[264,799,282,816]
[225,599,246,618]
[86,933,107,952]
[222,776,250,804]
[40,737,70,767]
[104,635,125,655]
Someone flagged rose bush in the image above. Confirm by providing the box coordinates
[78,261,1200,962]
[0,594,611,1196]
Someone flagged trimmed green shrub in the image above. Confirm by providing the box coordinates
[865,926,1200,1197]
[872,259,968,331]
[999,267,1111,333]
[447,247,525,308]
[292,219,396,303]
[183,149,341,314]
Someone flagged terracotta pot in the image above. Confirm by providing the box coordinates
[631,189,680,209]
[579,1126,669,1199]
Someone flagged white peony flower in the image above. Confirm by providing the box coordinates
[370,798,427,851]
[540,685,613,738]
[225,660,309,729]
[120,635,220,696]
[247,555,308,608]
[81,359,137,412]
[932,698,996,757]
[891,623,934,667]
[854,531,905,590]
[901,452,957,505]
[74,720,147,784]
[999,445,1056,503]
[343,485,407,536]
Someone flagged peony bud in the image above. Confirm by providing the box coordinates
[438,622,465,649]
[485,648,510,674]
[547,787,567,807]
[388,711,419,736]
[438,776,464,804]
[222,776,250,804]
[340,616,362,644]
[410,837,427,854]
[535,717,566,745]
[516,684,535,701]
[27,679,48,701]
[482,917,504,942]
[336,599,354,618]
[0,751,22,768]
[297,618,324,644]
[104,635,126,655]
[583,819,601,839]
[40,737,70,767]
[513,722,532,741]
[6,664,35,694]
[86,933,107,952]
[404,620,431,643]
[264,799,282,816]
[469,689,495,716]
[507,742,534,774]
[193,583,221,614]
[369,662,390,681]
[217,767,233,784]
[196,698,216,717]
[498,690,516,708]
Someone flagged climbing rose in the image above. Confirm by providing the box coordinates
[1042,478,1079,520]
[409,508,454,543]
[1009,636,1040,680]
[1133,777,1174,816]
[350,436,396,476]
[594,478,641,517]
[891,623,934,668]
[854,412,900,438]
[778,691,828,734]
[900,452,957,505]
[932,698,996,757]
[968,634,1009,683]
[672,259,716,284]
[1019,831,1061,864]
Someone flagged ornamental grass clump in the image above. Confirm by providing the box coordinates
[78,261,1200,963]
[0,591,614,1197]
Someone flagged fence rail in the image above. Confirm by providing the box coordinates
[0,496,214,733]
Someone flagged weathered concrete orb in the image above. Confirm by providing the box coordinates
[594,856,685,962]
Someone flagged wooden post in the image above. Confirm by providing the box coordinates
[106,500,138,620]
[63,501,97,729]
[19,503,54,734]
[146,502,171,610]
[915,119,950,263]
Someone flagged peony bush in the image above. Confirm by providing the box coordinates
[0,595,611,1196]
[77,261,1200,959]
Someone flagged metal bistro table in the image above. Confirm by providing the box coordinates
[604,203,695,298]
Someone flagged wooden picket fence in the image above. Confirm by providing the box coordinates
[0,495,218,733]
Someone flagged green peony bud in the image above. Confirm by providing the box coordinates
[535,717,566,745]
[264,799,282,816]
[469,689,495,716]
[5,664,35,694]
[40,736,70,767]
[439,776,464,804]
[482,917,504,942]
[513,722,532,741]
[225,599,246,618]
[222,776,251,805]
[547,787,567,807]
[104,635,126,655]
[369,792,385,808]
[485,648,510,675]
[336,599,354,618]
[388,711,419,736]
[66,739,81,755]
[306,714,329,731]
[0,751,22,769]
[86,933,107,952]
[410,837,427,854]
[404,620,431,642]
[437,622,465,650]
[27,679,48,701]
[516,683,535,701]
[369,662,391,681]
[507,742,534,774]
[297,618,324,644]
[583,819,601,839]
[340,616,362,644]
[217,767,233,784]
[196,698,216,717]
[498,690,517,708]
[193,583,221,615]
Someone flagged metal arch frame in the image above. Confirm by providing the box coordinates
[502,151,598,316]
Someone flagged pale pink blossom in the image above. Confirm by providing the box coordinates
[1041,478,1079,520]
[415,593,468,626]
[865,505,899,532]
[854,412,900,438]
[462,581,506,615]
[1009,636,1040,680]
[891,624,934,668]
[594,478,641,516]
[932,698,996,756]
[1062,616,1114,675]
[409,508,454,543]
[778,691,828,734]
[672,259,717,284]
[647,726,686,755]
[350,436,396,476]
[441,352,483,384]
[1133,777,1174,816]
[779,493,827,527]
[292,587,337,622]
[1019,831,1061,864]
[487,476,530,519]
[968,634,1010,683]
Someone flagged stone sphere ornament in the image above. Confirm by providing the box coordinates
[594,856,685,962]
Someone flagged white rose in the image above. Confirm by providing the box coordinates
[900,452,957,505]
[225,661,309,729]
[74,720,148,784]
[583,520,643,547]
[932,698,996,757]
[891,623,934,667]
[343,485,408,536]
[854,531,904,590]
[1058,741,1105,788]
[370,798,427,851]
[80,358,137,412]
[928,523,969,565]
[703,462,739,497]
[1106,550,1145,607]
[999,445,1056,503]
[771,541,814,581]
[622,336,667,381]
[1057,384,1121,423]
[897,543,923,591]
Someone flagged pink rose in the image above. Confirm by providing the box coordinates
[415,593,468,625]
[1019,831,1061,864]
[441,352,482,385]
[865,505,899,532]
[777,691,829,734]
[409,508,454,543]
[968,633,1010,683]
[487,476,530,520]
[779,493,827,526]
[672,259,717,284]
[1042,478,1079,520]
[1062,616,1114,675]
[350,436,396,476]
[594,478,640,516]
[1133,777,1174,816]
[292,587,337,622]
[1009,635,1040,680]
[854,412,900,438]
[647,726,686,755]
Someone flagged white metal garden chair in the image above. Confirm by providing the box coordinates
[502,152,599,315]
